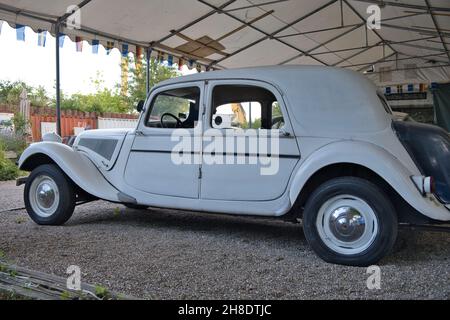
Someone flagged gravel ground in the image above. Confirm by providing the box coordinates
[0,180,449,300]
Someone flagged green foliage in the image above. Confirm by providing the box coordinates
[94,285,110,300]
[128,58,181,107]
[0,81,50,107]
[0,141,20,181]
[12,113,30,138]
[0,134,27,156]
[0,60,180,114]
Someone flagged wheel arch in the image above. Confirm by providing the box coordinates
[290,162,431,224]
[19,142,123,203]
[288,140,449,222]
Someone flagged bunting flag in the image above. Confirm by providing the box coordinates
[157,52,165,64]
[167,55,173,67]
[419,83,427,92]
[122,44,129,57]
[0,21,3,36]
[178,58,184,71]
[196,63,202,73]
[188,59,195,70]
[58,33,65,48]
[75,36,83,52]
[106,41,114,55]
[16,24,25,41]
[37,30,47,47]
[92,39,99,54]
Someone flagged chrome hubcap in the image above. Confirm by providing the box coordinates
[29,175,60,218]
[329,207,365,242]
[37,183,55,209]
[316,195,379,255]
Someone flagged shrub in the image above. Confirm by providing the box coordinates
[0,141,20,181]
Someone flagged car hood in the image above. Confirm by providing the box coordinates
[73,128,132,171]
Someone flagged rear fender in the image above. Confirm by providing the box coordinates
[289,140,450,221]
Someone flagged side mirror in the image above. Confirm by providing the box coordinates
[136,100,145,113]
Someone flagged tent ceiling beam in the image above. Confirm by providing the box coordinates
[275,11,425,39]
[353,0,450,12]
[221,0,290,13]
[424,0,450,62]
[199,0,338,67]
[344,0,398,57]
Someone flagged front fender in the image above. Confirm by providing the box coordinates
[289,140,450,221]
[19,142,122,202]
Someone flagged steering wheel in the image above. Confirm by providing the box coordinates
[160,113,183,128]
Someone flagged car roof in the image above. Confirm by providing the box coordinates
[155,65,391,136]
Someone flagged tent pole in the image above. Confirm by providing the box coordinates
[55,23,62,136]
[146,48,151,95]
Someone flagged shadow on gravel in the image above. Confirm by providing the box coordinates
[68,206,306,245]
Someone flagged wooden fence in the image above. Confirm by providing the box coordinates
[0,105,138,141]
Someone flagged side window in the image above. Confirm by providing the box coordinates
[211,85,283,130]
[271,102,285,129]
[146,87,200,128]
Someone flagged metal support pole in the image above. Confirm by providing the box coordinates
[146,48,151,96]
[55,23,62,136]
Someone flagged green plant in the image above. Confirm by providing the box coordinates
[0,144,20,181]
[12,113,30,138]
[94,285,110,300]
[60,291,72,300]
[0,135,27,156]
[15,217,27,224]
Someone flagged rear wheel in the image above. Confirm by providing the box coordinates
[24,164,76,225]
[303,177,397,266]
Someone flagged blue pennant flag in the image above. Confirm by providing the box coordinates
[92,39,99,54]
[168,55,173,67]
[122,44,129,57]
[0,21,3,36]
[58,33,65,48]
[16,24,25,41]
[37,30,47,47]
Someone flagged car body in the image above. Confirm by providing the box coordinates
[18,66,450,266]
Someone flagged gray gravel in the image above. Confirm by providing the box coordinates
[0,180,449,299]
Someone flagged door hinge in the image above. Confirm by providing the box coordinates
[198,167,202,179]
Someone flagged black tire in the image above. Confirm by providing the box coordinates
[24,164,76,226]
[303,177,397,267]
[124,203,149,210]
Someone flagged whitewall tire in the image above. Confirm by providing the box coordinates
[303,177,398,267]
[24,164,76,225]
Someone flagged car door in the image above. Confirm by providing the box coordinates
[200,80,300,201]
[124,82,204,198]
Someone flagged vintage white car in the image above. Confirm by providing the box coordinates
[18,66,450,266]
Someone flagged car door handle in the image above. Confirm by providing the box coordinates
[135,130,146,136]
[279,128,291,137]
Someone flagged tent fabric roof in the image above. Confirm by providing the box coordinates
[0,0,449,83]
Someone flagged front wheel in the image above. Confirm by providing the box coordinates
[24,164,76,225]
[303,177,397,267]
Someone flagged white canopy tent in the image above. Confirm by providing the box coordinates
[0,0,449,133]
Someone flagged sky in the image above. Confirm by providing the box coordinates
[0,21,195,96]
[0,22,124,95]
